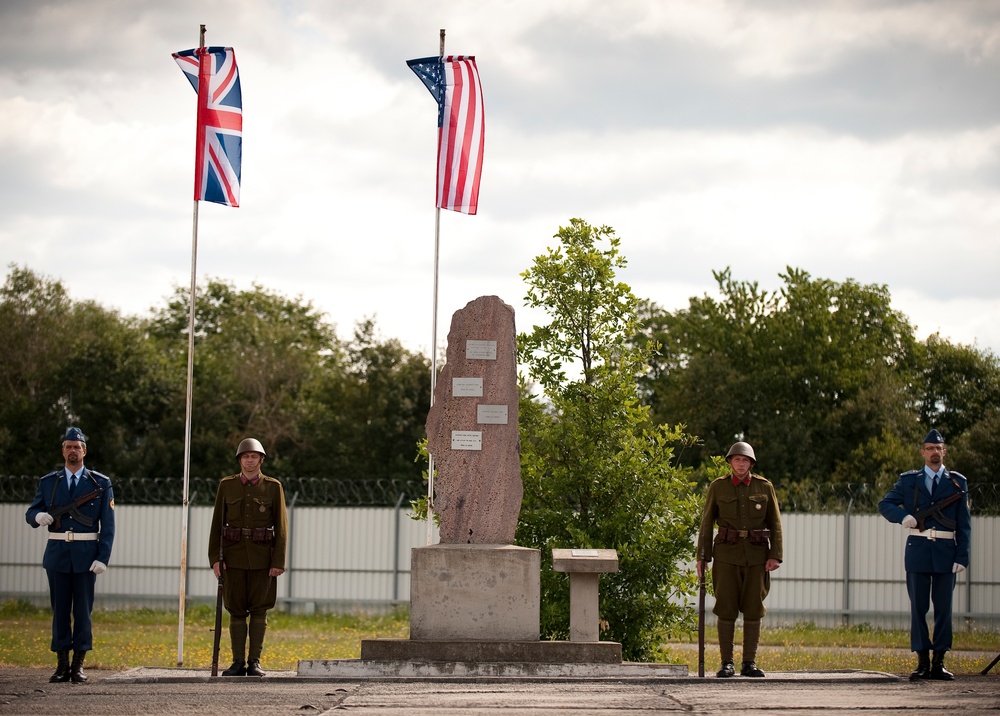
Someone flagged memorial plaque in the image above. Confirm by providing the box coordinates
[477,404,509,424]
[466,340,497,360]
[571,549,600,557]
[453,377,484,397]
[451,431,483,451]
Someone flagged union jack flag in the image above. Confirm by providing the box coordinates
[172,47,242,207]
[407,55,484,215]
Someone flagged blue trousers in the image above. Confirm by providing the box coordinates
[906,570,955,652]
[46,568,96,652]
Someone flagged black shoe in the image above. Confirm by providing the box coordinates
[716,661,735,678]
[929,652,954,681]
[910,650,931,681]
[221,660,247,676]
[50,650,71,683]
[740,661,766,677]
[245,660,266,677]
[70,651,87,683]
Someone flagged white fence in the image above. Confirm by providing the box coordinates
[2,504,998,629]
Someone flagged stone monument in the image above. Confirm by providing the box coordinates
[425,294,522,544]
[298,295,675,677]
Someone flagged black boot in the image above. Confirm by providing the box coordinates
[740,661,766,677]
[221,660,247,676]
[910,650,931,680]
[930,651,954,680]
[245,659,266,677]
[716,660,735,678]
[70,651,87,683]
[50,649,71,683]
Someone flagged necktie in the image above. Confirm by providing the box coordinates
[69,475,78,497]
[932,474,939,496]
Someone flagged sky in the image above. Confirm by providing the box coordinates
[2,0,999,359]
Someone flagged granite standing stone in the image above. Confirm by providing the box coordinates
[426,295,522,544]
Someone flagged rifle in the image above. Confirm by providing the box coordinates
[211,504,226,678]
[50,481,116,530]
[912,490,966,531]
[697,559,706,678]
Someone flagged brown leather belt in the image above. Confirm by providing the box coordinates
[223,526,275,543]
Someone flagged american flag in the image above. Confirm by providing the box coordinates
[172,47,243,208]
[407,55,484,215]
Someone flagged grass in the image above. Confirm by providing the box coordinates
[658,622,1000,675]
[0,600,409,671]
[1,600,996,675]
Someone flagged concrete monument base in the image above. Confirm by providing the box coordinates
[409,544,540,641]
[296,657,686,679]
[360,638,622,663]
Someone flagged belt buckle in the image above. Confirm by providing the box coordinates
[65,531,75,542]
[927,528,937,541]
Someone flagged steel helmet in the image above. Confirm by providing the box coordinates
[236,437,266,458]
[725,441,756,464]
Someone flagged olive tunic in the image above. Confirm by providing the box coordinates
[208,474,288,616]
[697,473,783,620]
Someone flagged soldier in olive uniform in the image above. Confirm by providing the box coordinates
[696,441,783,678]
[209,438,288,677]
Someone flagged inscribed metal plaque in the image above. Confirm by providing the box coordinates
[571,549,600,557]
[466,340,497,360]
[451,431,483,451]
[452,377,484,397]
[477,404,509,424]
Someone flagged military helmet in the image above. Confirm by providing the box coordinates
[236,437,266,458]
[725,441,756,464]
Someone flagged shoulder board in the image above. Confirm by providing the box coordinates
[221,474,242,483]
[900,469,922,477]
[946,470,967,482]
[41,469,62,480]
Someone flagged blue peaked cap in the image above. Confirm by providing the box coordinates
[922,429,945,444]
[63,427,87,444]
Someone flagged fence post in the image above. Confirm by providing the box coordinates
[286,491,299,609]
[393,492,405,602]
[843,484,867,626]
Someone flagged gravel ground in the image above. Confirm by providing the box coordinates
[1,666,998,715]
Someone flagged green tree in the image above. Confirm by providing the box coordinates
[146,279,342,478]
[639,268,921,502]
[297,319,431,484]
[0,265,174,477]
[516,219,702,661]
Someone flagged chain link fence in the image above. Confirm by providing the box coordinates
[4,474,998,514]
[0,474,426,507]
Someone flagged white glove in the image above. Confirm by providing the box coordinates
[901,514,917,529]
[952,563,965,574]
[89,561,107,575]
[35,512,54,526]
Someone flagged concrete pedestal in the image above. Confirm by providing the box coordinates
[409,544,540,641]
[552,549,619,643]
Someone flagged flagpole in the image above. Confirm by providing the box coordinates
[426,28,445,546]
[177,22,206,668]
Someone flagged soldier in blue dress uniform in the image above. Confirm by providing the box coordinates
[25,427,116,684]
[879,429,971,681]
